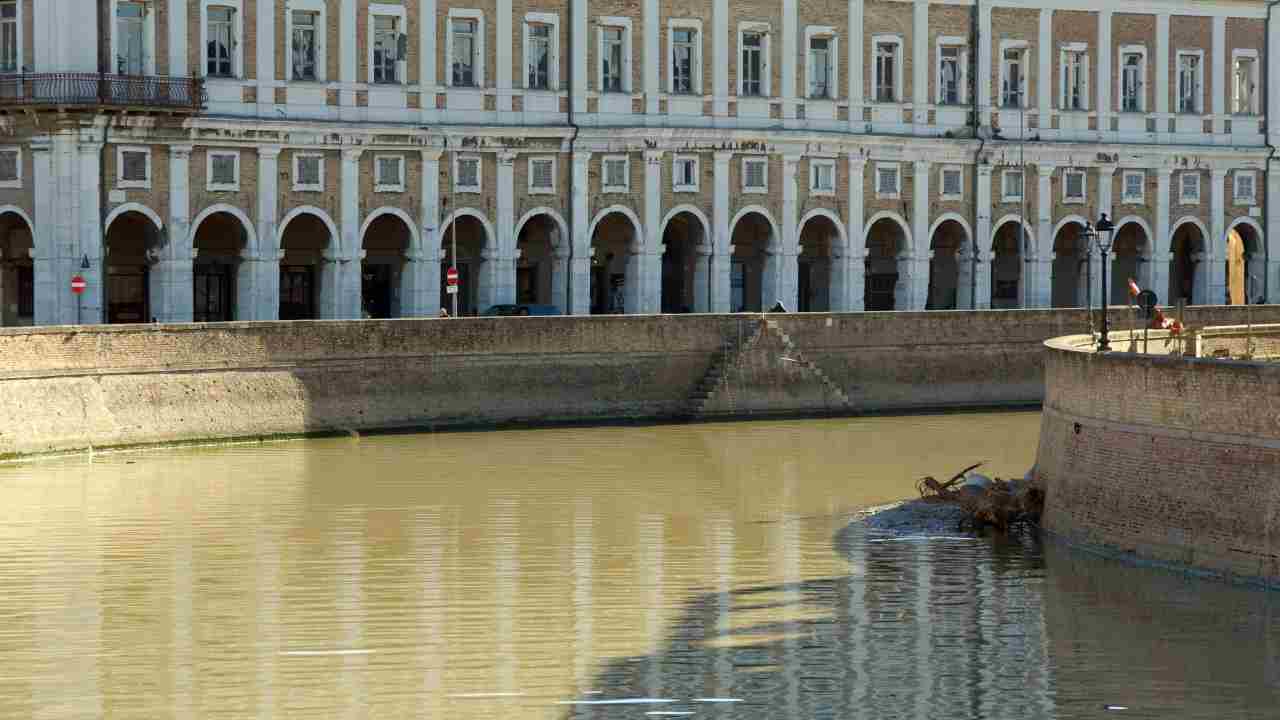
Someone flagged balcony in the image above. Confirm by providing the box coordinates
[0,74,206,113]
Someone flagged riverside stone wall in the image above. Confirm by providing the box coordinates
[2,305,1280,459]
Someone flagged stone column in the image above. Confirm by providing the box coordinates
[773,154,800,310]
[711,151,733,313]
[408,149,443,317]
[713,0,729,118]
[76,133,105,324]
[570,0,588,116]
[152,144,194,323]
[495,150,517,306]
[570,151,592,314]
[339,0,358,112]
[1098,164,1117,303]
[31,136,75,326]
[828,233,849,312]
[643,0,660,117]
[1032,164,1055,308]
[1155,14,1170,138]
[497,0,513,113]
[550,242,570,315]
[256,0,275,116]
[847,155,866,311]
[338,147,364,319]
[1037,10,1052,131]
[977,5,993,130]
[1268,166,1280,303]
[169,0,189,77]
[1096,10,1111,137]
[642,150,665,313]
[1152,169,1172,301]
[847,0,865,133]
[781,0,798,124]
[420,0,438,123]
[242,145,280,320]
[1211,17,1227,137]
[1206,168,1227,305]
[974,164,993,309]
[956,244,974,309]
[911,1,929,129]
[910,159,931,309]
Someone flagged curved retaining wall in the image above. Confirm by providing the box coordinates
[1037,334,1280,588]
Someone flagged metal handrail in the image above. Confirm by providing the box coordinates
[0,73,206,110]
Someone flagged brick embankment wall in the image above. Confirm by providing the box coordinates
[1037,334,1280,588]
[1,306,1279,459]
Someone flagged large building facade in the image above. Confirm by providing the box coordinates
[1,0,1277,324]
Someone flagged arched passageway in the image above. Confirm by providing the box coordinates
[990,221,1026,309]
[439,214,488,316]
[0,211,33,326]
[730,212,772,312]
[516,214,563,310]
[278,212,332,320]
[1051,222,1086,308]
[864,217,907,311]
[927,220,966,310]
[798,215,839,312]
[590,212,637,314]
[1111,223,1148,304]
[191,211,249,321]
[361,214,411,318]
[1226,223,1264,305]
[661,212,705,313]
[104,210,163,323]
[1168,224,1205,306]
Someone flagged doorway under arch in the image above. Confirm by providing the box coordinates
[864,216,908,311]
[1050,221,1087,308]
[362,213,412,318]
[798,214,840,312]
[278,211,333,320]
[191,210,249,321]
[990,220,1026,309]
[661,211,707,314]
[0,210,33,326]
[1168,222,1205,306]
[439,213,490,316]
[927,219,967,310]
[589,211,639,314]
[515,213,564,310]
[1226,221,1263,305]
[1111,222,1149,304]
[104,209,163,323]
[730,211,773,313]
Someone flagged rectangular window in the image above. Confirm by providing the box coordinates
[673,156,698,192]
[1064,170,1086,202]
[1234,171,1256,205]
[1233,56,1256,115]
[375,155,404,191]
[810,160,835,194]
[207,6,236,78]
[876,164,899,197]
[941,167,962,199]
[743,158,767,192]
[527,23,551,90]
[119,148,150,187]
[529,157,555,193]
[0,2,17,74]
[875,41,897,102]
[452,19,477,87]
[1063,50,1087,111]
[602,27,624,92]
[1121,52,1142,112]
[294,154,323,191]
[292,11,318,81]
[1122,171,1144,204]
[456,156,481,191]
[1177,53,1200,114]
[208,151,238,190]
[809,37,831,99]
[1002,169,1023,202]
[0,148,17,184]
[117,1,146,75]
[1002,48,1025,108]
[603,157,629,191]
[1180,173,1200,204]
[373,15,400,84]
[672,28,697,94]
[939,46,961,105]
[741,31,763,97]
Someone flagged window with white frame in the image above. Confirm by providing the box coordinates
[810,159,836,195]
[291,9,320,81]
[454,155,481,192]
[938,41,968,105]
[1001,169,1024,202]
[206,5,238,78]
[1122,171,1145,204]
[602,156,630,192]
[374,155,405,192]
[873,37,901,103]
[1119,47,1145,112]
[116,1,151,76]
[0,2,18,74]
[1063,169,1086,203]
[524,15,559,91]
[875,163,900,199]
[739,25,769,97]
[599,20,631,93]
[448,13,483,88]
[1176,51,1202,114]
[940,166,963,200]
[293,153,323,191]
[1232,51,1258,115]
[1001,44,1029,108]
[1179,172,1200,205]
[528,156,556,193]
[371,10,404,84]
[673,155,699,192]
[742,157,768,193]
[118,147,151,189]
[207,150,240,191]
[670,22,701,95]
[0,147,20,186]
[1060,45,1089,111]
[807,31,836,99]
[1233,170,1256,205]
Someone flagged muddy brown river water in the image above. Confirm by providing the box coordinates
[1,411,1277,719]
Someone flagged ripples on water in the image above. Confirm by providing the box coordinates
[0,412,1277,719]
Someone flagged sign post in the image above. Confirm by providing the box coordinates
[446,266,459,315]
[71,274,87,325]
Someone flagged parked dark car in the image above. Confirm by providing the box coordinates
[482,304,561,316]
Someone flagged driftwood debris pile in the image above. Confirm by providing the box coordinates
[915,462,1044,533]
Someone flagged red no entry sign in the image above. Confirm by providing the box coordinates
[70,275,87,294]
[446,267,459,286]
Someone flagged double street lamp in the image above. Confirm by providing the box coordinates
[1083,213,1116,351]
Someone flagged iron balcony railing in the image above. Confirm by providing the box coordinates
[0,73,206,111]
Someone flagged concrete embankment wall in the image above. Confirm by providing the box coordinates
[2,306,1279,459]
[1037,334,1280,588]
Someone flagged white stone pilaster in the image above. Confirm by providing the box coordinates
[30,139,59,325]
[571,0,589,115]
[1096,11,1111,137]
[76,135,104,324]
[256,0,274,114]
[1153,170,1172,302]
[1271,19,1280,149]
[977,5,993,130]
[1037,10,1052,128]
[407,149,443,317]
[1207,168,1227,305]
[847,155,866,311]
[244,146,280,321]
[1155,14,1170,133]
[711,151,733,313]
[781,0,799,122]
[495,150,517,306]
[497,0,513,112]
[170,0,189,77]
[1211,17,1227,136]
[1267,169,1280,303]
[713,0,729,117]
[340,0,358,108]
[642,150,664,313]
[644,0,660,116]
[1098,165,1116,222]
[323,147,363,320]
[570,152,592,314]
[765,155,800,310]
[848,0,865,132]
[1033,164,1054,308]
[911,1,929,128]
[910,159,930,309]
[974,164,993,309]
[420,0,438,120]
[153,145,193,323]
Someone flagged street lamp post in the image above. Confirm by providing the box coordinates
[1083,222,1093,336]
[1094,213,1116,351]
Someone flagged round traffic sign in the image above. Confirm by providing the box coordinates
[446,267,459,286]
[70,275,87,295]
